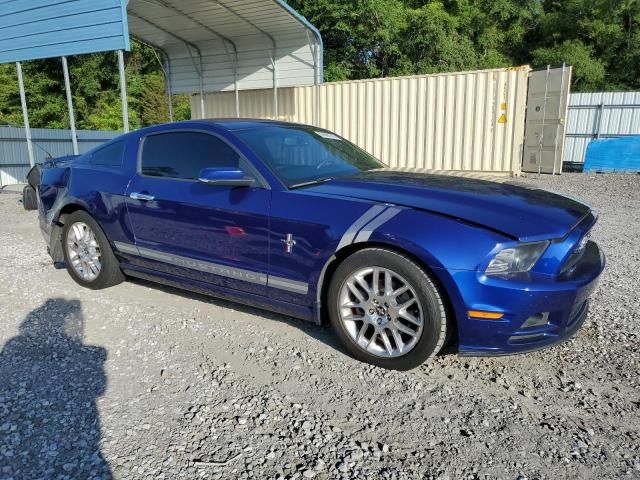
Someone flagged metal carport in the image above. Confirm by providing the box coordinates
[0,0,322,167]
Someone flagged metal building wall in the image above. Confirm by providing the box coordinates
[193,67,530,174]
[0,0,129,63]
[0,127,118,186]
[564,91,640,165]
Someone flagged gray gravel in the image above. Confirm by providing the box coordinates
[0,173,639,480]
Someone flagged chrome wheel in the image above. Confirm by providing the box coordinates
[65,221,102,282]
[338,266,424,357]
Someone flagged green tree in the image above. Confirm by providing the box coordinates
[0,40,189,130]
[400,2,479,75]
[529,0,640,90]
[532,40,606,90]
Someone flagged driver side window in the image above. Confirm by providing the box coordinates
[141,131,240,180]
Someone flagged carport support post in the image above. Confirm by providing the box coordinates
[199,75,206,119]
[197,53,206,119]
[164,56,174,122]
[61,57,79,155]
[271,55,278,118]
[16,62,34,167]
[117,50,129,133]
[234,53,240,117]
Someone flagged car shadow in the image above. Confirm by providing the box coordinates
[0,298,111,479]
[126,277,347,355]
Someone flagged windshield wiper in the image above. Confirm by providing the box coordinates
[288,177,334,189]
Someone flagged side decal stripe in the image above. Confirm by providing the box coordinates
[135,245,269,286]
[113,242,310,295]
[336,204,387,250]
[113,241,139,255]
[353,207,403,243]
[114,241,310,295]
[268,276,309,294]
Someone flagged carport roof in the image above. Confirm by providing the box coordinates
[0,0,323,94]
[127,0,323,93]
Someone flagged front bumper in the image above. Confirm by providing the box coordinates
[451,241,605,356]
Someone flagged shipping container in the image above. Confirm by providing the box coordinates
[192,67,531,175]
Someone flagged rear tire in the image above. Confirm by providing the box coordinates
[22,185,38,210]
[62,210,124,290]
[328,248,447,370]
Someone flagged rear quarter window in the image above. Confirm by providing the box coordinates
[89,141,125,168]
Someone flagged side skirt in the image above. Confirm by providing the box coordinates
[121,264,314,323]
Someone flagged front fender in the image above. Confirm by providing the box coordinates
[310,208,510,324]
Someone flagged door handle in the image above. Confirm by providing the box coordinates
[129,192,155,201]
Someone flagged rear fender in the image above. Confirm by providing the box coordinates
[38,164,90,262]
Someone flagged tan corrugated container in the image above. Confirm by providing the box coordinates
[192,67,530,175]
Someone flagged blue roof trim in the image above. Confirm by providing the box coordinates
[0,0,130,64]
[120,0,131,51]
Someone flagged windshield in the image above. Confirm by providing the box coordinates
[235,126,384,187]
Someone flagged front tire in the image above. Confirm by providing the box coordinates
[328,248,447,370]
[62,210,124,290]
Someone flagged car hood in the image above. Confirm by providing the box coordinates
[305,171,591,242]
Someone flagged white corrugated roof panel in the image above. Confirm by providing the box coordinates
[127,0,322,94]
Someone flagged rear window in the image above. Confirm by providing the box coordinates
[90,141,124,167]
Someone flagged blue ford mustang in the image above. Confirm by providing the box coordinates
[37,120,605,370]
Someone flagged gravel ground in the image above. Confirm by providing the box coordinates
[0,173,638,480]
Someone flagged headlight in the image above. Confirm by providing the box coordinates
[485,241,549,275]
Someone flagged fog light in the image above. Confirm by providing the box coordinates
[521,312,550,328]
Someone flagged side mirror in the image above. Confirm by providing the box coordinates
[198,167,255,187]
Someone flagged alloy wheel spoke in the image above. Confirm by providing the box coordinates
[72,223,84,242]
[365,331,377,348]
[384,271,394,296]
[342,314,364,323]
[399,309,421,326]
[390,329,405,353]
[380,330,393,355]
[393,320,418,337]
[342,300,362,308]
[356,323,369,343]
[87,261,99,276]
[354,274,373,300]
[398,298,417,310]
[391,284,409,300]
[346,280,365,303]
[372,269,382,296]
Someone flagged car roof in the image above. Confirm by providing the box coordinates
[131,118,314,136]
[202,118,300,131]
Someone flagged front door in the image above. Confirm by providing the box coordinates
[125,129,271,296]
